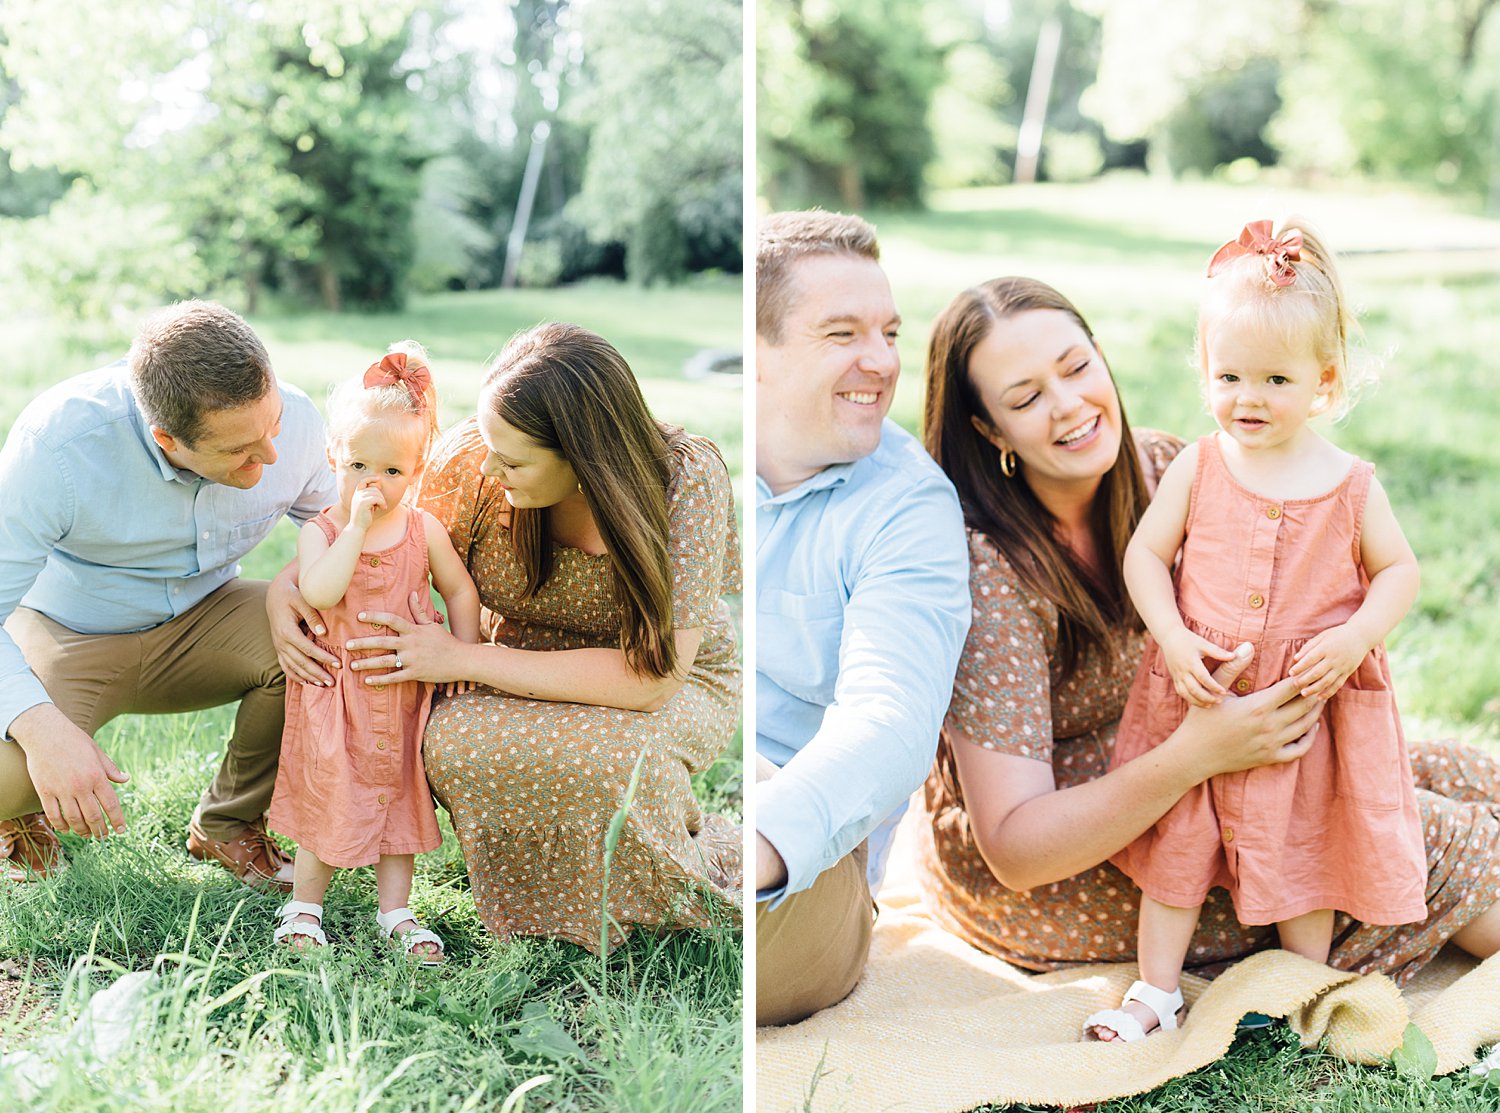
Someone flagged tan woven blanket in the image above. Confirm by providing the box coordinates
[756,820,1500,1112]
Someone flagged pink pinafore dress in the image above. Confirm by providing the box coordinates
[269,508,442,867]
[1109,435,1426,926]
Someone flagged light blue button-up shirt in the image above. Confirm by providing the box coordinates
[756,419,971,903]
[0,362,336,736]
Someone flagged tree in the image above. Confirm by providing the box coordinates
[0,0,432,315]
[927,0,1114,189]
[1078,0,1499,198]
[758,0,945,209]
[567,0,741,284]
[1272,0,1499,200]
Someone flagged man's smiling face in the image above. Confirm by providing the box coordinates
[755,252,901,494]
[151,386,283,489]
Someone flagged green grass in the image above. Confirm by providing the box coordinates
[990,1023,1500,1112]
[0,728,741,1112]
[0,277,744,1112]
[859,177,1500,1112]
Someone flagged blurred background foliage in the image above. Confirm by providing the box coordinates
[757,0,1500,211]
[0,0,742,345]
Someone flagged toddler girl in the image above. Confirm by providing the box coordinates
[269,343,480,964]
[1084,219,1426,1041]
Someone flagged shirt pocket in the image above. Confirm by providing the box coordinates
[1326,686,1403,811]
[758,587,845,706]
[225,510,282,553]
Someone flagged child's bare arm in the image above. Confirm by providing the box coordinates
[295,521,360,610]
[1124,444,1235,705]
[1348,477,1420,643]
[425,511,480,643]
[1125,445,1197,636]
[424,510,481,696]
[1290,477,1418,699]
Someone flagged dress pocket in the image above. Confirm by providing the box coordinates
[1326,686,1402,811]
[1141,659,1187,746]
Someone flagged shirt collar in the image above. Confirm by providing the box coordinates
[756,460,855,508]
[130,392,203,486]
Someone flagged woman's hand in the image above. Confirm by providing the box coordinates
[267,565,339,686]
[1174,647,1325,779]
[949,647,1325,892]
[346,591,474,688]
[1289,623,1367,701]
[1160,629,1238,707]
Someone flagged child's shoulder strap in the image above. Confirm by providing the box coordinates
[1183,434,1217,532]
[1346,455,1376,561]
[312,509,339,546]
[408,504,428,545]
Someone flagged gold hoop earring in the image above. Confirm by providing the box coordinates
[999,448,1016,478]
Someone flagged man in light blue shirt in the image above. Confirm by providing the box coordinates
[755,212,971,1025]
[0,301,336,890]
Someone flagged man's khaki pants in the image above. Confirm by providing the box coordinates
[1,579,286,839]
[756,842,875,1027]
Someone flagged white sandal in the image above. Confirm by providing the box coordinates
[1083,979,1185,1042]
[273,900,327,948]
[376,906,444,966]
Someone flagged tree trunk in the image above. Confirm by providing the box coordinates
[1015,16,1063,185]
[836,161,864,210]
[318,261,341,313]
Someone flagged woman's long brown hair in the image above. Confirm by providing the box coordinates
[484,322,690,679]
[922,278,1151,686]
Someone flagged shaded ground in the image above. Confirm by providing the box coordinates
[0,956,51,1029]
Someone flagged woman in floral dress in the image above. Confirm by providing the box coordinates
[346,322,741,951]
[915,277,1500,983]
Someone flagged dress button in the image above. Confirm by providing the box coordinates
[369,556,381,567]
[1234,678,1252,693]
[1248,593,1265,608]
[1223,828,1234,843]
[376,740,387,751]
[1266,506,1281,519]
[378,793,388,805]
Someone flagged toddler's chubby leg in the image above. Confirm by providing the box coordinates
[375,854,442,962]
[1087,895,1198,1041]
[274,847,335,950]
[1276,908,1334,964]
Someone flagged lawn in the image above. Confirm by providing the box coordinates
[0,275,745,1112]
[864,176,1500,1112]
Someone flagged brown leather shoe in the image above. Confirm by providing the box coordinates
[0,812,65,882]
[186,816,294,892]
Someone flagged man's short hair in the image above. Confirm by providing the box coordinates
[757,211,881,344]
[129,301,273,446]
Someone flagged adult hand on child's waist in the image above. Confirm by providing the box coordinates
[1174,644,1323,780]
[268,563,339,687]
[346,591,471,686]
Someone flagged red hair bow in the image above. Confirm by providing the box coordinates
[363,351,431,413]
[1206,220,1303,287]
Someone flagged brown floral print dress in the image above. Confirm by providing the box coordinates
[916,430,1500,984]
[418,419,742,953]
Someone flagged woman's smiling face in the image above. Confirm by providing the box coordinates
[476,406,581,509]
[965,308,1123,497]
